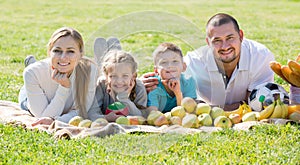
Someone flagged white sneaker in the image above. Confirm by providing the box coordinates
[107,37,122,51]
[24,55,36,67]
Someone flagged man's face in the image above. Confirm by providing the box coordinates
[206,22,243,63]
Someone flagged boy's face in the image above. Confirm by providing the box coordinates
[106,63,134,93]
[154,50,186,80]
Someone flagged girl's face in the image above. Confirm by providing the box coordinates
[50,36,82,74]
[106,63,134,93]
[155,50,186,80]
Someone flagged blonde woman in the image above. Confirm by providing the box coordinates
[19,27,99,125]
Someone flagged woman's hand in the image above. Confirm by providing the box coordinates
[140,72,159,93]
[51,69,71,88]
[31,117,54,127]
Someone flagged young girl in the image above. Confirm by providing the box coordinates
[19,27,99,125]
[88,50,147,122]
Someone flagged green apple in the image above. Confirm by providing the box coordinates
[181,97,197,113]
[198,113,213,126]
[210,107,225,120]
[169,116,182,125]
[242,112,258,122]
[171,106,186,119]
[195,103,211,115]
[154,115,169,126]
[182,114,199,128]
[228,113,242,124]
[91,118,109,128]
[78,119,92,128]
[147,111,163,125]
[68,116,83,126]
[214,116,232,128]
[289,112,300,121]
[164,112,172,122]
[116,116,130,125]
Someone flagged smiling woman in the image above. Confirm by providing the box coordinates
[18,27,99,126]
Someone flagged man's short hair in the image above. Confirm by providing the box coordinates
[206,13,240,35]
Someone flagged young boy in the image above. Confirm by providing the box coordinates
[147,42,197,113]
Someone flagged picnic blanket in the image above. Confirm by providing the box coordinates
[0,100,298,139]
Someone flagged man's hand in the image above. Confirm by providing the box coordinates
[51,69,71,88]
[140,72,159,93]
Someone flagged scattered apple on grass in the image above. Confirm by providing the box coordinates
[182,114,199,128]
[210,107,225,120]
[228,113,242,124]
[181,97,197,113]
[116,116,130,125]
[78,119,92,128]
[171,106,186,119]
[198,113,213,126]
[214,116,232,128]
[68,116,83,126]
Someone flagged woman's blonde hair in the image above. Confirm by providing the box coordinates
[47,27,92,119]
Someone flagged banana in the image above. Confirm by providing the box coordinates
[280,101,289,119]
[288,60,300,76]
[258,101,275,120]
[270,99,283,118]
[270,61,290,83]
[224,102,244,117]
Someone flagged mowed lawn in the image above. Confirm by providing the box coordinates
[0,0,300,164]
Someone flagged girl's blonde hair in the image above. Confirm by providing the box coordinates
[47,27,92,119]
[102,50,139,102]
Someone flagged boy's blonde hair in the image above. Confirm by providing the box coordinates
[152,42,183,64]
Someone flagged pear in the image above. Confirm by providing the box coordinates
[147,111,163,125]
[78,119,92,128]
[195,103,211,115]
[68,116,83,126]
[182,114,199,128]
[181,97,197,113]
[116,116,130,125]
[242,112,258,122]
[171,106,186,119]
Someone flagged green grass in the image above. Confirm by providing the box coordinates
[1,0,300,164]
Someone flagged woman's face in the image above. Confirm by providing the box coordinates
[106,63,134,93]
[50,36,82,74]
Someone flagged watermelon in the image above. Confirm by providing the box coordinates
[105,102,129,116]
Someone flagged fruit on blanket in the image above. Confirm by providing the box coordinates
[105,102,129,116]
[228,113,242,124]
[288,112,300,121]
[91,118,109,128]
[198,113,213,126]
[127,116,146,125]
[181,97,197,113]
[68,116,83,126]
[195,103,211,115]
[287,104,300,115]
[210,107,225,120]
[269,99,287,119]
[182,114,199,128]
[78,119,92,128]
[169,116,182,125]
[258,101,275,120]
[171,106,186,119]
[214,116,232,128]
[154,115,169,126]
[116,116,130,125]
[242,112,258,122]
[164,112,172,122]
[147,111,164,125]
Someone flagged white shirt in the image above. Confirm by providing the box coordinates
[184,38,274,107]
[23,58,98,122]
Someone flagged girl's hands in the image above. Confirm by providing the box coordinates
[105,113,122,122]
[31,117,54,126]
[51,68,71,88]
